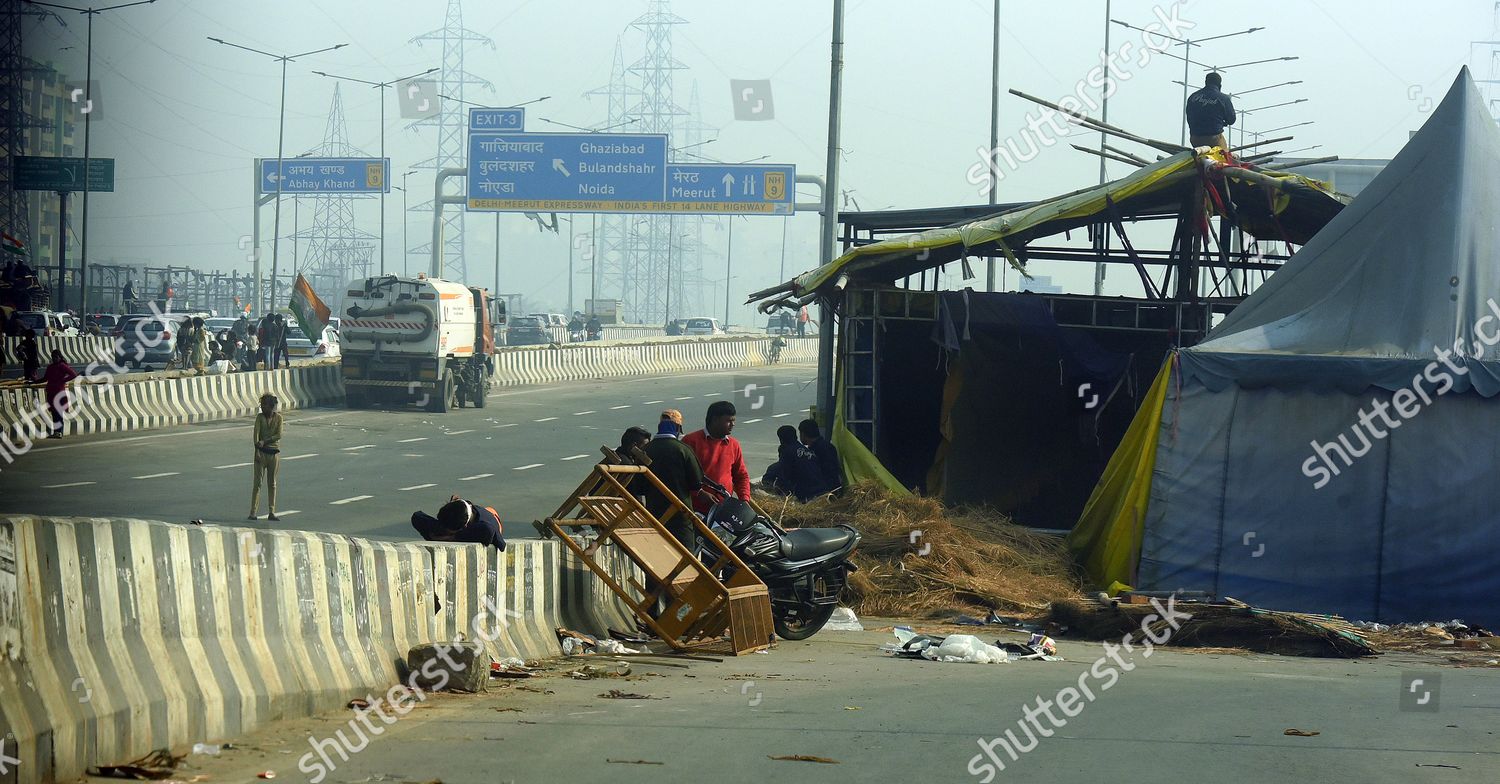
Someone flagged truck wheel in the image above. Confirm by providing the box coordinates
[473,376,488,409]
[428,372,454,413]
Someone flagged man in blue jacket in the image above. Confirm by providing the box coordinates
[1185,71,1236,150]
[799,418,844,498]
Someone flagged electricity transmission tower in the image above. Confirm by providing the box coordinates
[406,0,493,281]
[295,85,376,308]
[0,0,47,256]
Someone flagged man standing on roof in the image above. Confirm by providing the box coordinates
[1185,72,1236,151]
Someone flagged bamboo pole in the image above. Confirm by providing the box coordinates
[1102,143,1150,165]
[1229,135,1293,153]
[1009,88,1189,155]
[1264,155,1340,171]
[1071,144,1146,168]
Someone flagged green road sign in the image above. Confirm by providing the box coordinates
[12,156,115,192]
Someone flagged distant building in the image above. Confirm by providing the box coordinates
[1019,274,1063,294]
[1268,158,1389,197]
[20,62,79,270]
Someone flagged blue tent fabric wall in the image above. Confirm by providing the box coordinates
[1090,69,1500,627]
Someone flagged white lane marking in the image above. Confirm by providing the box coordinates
[494,423,518,428]
[458,473,494,481]
[674,396,694,401]
[400,483,437,491]
[330,495,373,505]
[445,429,475,435]
[772,413,791,418]
[513,463,544,471]
[43,481,96,488]
[534,417,558,422]
[342,444,376,451]
[398,437,428,443]
[283,453,318,461]
[702,393,718,398]
[573,410,596,416]
[643,400,663,404]
[215,462,252,469]
[560,454,591,461]
[276,510,301,517]
[21,411,344,454]
[609,404,631,410]
[780,383,794,387]
[742,418,762,424]
[133,472,180,480]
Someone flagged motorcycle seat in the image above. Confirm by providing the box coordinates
[782,526,856,560]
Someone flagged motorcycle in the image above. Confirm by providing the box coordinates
[694,478,860,640]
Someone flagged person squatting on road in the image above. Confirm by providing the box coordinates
[683,400,751,512]
[410,494,506,550]
[43,349,78,439]
[250,393,283,521]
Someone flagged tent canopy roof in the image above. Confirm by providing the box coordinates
[751,149,1348,305]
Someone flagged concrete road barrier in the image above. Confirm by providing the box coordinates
[0,336,114,370]
[0,364,342,448]
[490,336,816,388]
[0,515,639,784]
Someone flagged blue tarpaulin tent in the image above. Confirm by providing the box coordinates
[1067,69,1500,626]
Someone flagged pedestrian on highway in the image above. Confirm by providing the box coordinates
[683,401,751,512]
[158,280,174,313]
[797,305,809,336]
[19,329,40,382]
[271,314,290,369]
[242,320,259,372]
[189,316,212,375]
[43,348,78,439]
[641,410,703,539]
[799,418,844,498]
[250,393,282,521]
[410,494,506,550]
[122,279,137,313]
[762,424,819,501]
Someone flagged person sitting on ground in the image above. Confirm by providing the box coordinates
[43,348,78,439]
[411,494,506,550]
[762,425,821,501]
[641,409,704,544]
[799,418,844,498]
[1185,71,1236,151]
[683,401,751,512]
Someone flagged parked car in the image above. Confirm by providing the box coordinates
[530,312,568,328]
[11,310,80,337]
[506,315,552,346]
[86,313,121,333]
[682,317,725,336]
[765,313,797,335]
[286,324,341,359]
[115,313,187,368]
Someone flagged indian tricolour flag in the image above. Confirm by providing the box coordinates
[1,232,23,256]
[289,274,331,342]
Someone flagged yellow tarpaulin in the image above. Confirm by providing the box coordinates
[1064,354,1175,590]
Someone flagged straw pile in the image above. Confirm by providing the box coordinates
[771,482,1085,618]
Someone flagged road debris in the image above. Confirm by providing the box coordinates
[346,698,370,710]
[89,748,185,779]
[606,759,664,765]
[598,689,663,699]
[1283,729,1320,737]
[823,606,864,631]
[768,755,839,764]
[569,663,631,679]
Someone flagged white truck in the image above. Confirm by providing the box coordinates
[339,274,500,412]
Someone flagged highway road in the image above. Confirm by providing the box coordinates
[0,363,817,539]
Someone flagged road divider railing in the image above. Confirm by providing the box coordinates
[0,515,640,784]
[0,335,114,370]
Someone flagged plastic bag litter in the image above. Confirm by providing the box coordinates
[561,637,589,656]
[921,634,1010,664]
[594,639,642,654]
[823,607,864,632]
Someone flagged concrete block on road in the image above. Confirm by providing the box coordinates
[406,642,491,693]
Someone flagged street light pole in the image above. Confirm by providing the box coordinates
[27,0,157,315]
[398,169,415,276]
[313,67,438,278]
[986,0,999,292]
[210,36,347,316]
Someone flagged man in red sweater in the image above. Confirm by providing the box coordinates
[682,400,751,512]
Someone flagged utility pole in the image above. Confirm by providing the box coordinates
[1094,0,1111,296]
[210,35,347,315]
[986,0,999,292]
[817,0,845,426]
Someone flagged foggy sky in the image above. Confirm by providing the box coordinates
[21,0,1489,321]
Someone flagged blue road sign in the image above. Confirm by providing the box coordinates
[467,132,668,212]
[468,107,525,132]
[258,157,390,194]
[665,163,795,214]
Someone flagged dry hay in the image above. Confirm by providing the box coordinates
[769,482,1085,619]
[1048,598,1378,658]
